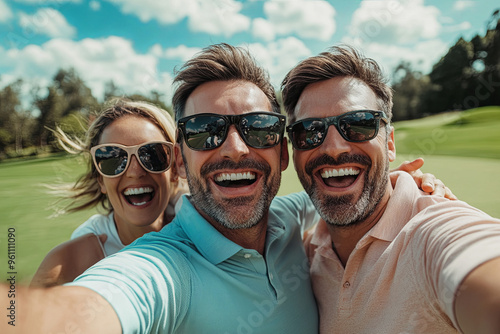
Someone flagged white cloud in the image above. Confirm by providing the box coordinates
[247,37,312,87]
[2,37,173,102]
[453,1,475,11]
[349,0,441,45]
[105,0,250,37]
[14,0,81,3]
[443,21,472,33]
[0,0,13,22]
[19,8,77,38]
[89,0,101,11]
[188,0,250,37]
[163,45,202,61]
[252,0,336,42]
[148,44,202,62]
[342,36,449,77]
[252,18,276,42]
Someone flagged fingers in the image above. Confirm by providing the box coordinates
[420,173,436,193]
[444,186,458,200]
[429,178,445,196]
[392,158,425,173]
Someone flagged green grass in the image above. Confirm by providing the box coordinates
[0,155,97,283]
[394,106,500,160]
[1,106,499,282]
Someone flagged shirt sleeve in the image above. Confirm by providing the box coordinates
[410,201,500,328]
[71,216,99,240]
[66,246,191,334]
[277,192,320,236]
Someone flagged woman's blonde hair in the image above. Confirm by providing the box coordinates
[51,98,187,215]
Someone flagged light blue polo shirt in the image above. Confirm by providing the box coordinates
[69,192,319,334]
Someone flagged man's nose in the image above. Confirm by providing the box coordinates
[218,125,250,162]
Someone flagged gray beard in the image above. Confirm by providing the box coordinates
[184,157,281,230]
[299,152,389,227]
[309,165,388,227]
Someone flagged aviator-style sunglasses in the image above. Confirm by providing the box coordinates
[286,110,388,150]
[177,111,286,151]
[91,141,174,177]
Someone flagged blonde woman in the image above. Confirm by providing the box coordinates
[31,99,188,287]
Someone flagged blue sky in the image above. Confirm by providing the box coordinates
[0,0,498,106]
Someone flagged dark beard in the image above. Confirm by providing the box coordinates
[185,158,281,230]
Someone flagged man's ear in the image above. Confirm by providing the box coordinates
[97,175,107,194]
[388,126,396,162]
[280,138,289,172]
[174,143,187,179]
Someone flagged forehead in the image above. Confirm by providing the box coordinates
[184,80,272,117]
[99,115,165,144]
[294,76,379,120]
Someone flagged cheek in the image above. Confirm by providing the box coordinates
[292,151,308,172]
[99,178,121,196]
[98,176,107,194]
[155,173,171,194]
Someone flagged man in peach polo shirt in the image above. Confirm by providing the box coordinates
[282,45,500,333]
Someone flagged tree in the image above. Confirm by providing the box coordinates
[0,80,33,155]
[392,62,430,121]
[425,38,474,113]
[32,68,100,149]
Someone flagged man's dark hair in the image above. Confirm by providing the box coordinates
[281,45,393,123]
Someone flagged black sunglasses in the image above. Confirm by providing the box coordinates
[91,141,173,177]
[286,110,388,150]
[177,112,286,151]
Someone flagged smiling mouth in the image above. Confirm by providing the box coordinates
[320,167,360,188]
[214,172,257,188]
[123,187,154,206]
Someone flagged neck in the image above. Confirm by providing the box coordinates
[114,212,167,246]
[206,213,269,255]
[327,187,392,267]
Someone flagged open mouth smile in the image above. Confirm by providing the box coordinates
[214,171,257,188]
[123,187,154,206]
[319,167,361,188]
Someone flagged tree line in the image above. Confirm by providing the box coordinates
[0,11,499,160]
[391,10,500,121]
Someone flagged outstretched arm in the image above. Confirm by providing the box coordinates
[455,256,500,333]
[31,233,107,288]
[2,284,121,333]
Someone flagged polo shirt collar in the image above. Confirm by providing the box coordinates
[365,172,421,243]
[175,195,248,265]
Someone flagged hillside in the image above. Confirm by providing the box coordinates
[394,106,500,160]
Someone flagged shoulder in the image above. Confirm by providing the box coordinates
[31,233,106,287]
[271,192,319,231]
[71,214,113,239]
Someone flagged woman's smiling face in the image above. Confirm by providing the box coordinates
[97,114,173,234]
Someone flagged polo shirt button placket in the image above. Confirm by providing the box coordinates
[343,281,350,288]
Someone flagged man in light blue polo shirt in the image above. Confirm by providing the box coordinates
[67,43,320,333]
[5,43,318,334]
[4,44,444,334]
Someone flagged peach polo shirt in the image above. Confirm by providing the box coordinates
[304,172,500,334]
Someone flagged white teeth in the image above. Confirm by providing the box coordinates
[321,168,360,179]
[123,187,153,196]
[215,172,256,182]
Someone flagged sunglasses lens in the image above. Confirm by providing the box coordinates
[138,143,172,172]
[94,146,128,176]
[340,112,378,142]
[290,120,326,150]
[241,114,283,148]
[184,115,226,150]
